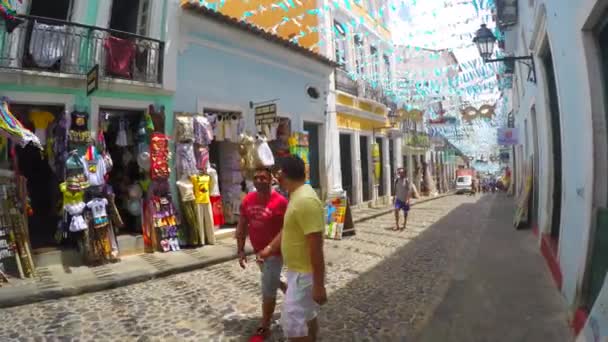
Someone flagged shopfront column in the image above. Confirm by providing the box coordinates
[324,104,343,195]
[352,131,363,205]
[382,136,391,201]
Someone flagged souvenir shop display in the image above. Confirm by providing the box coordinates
[191,172,216,245]
[207,164,225,228]
[0,100,41,149]
[289,131,310,183]
[324,190,355,240]
[0,171,34,278]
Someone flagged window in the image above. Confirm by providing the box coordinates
[109,0,150,35]
[355,35,365,78]
[333,21,347,68]
[29,0,73,20]
[383,54,391,87]
[370,45,379,84]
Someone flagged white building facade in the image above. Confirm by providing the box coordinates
[317,0,401,205]
[500,0,608,337]
[395,47,460,194]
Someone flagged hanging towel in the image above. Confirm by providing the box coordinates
[116,118,128,147]
[29,21,66,68]
[104,36,135,78]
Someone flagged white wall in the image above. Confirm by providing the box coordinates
[506,0,604,308]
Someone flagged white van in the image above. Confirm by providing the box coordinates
[455,175,473,194]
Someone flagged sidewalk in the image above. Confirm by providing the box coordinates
[0,192,453,309]
[415,194,572,341]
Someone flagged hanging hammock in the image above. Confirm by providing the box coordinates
[0,100,42,149]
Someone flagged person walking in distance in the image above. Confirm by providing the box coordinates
[236,168,288,340]
[393,167,413,231]
[258,155,327,341]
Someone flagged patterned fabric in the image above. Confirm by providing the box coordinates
[175,143,198,179]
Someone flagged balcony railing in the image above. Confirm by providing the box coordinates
[335,68,358,96]
[0,15,163,84]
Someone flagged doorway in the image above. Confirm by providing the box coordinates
[303,122,321,190]
[10,104,64,249]
[360,135,370,201]
[530,106,541,229]
[542,45,563,241]
[583,20,608,309]
[101,108,146,236]
[389,139,395,195]
[376,137,385,197]
[339,133,353,203]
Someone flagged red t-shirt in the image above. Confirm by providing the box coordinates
[240,190,288,254]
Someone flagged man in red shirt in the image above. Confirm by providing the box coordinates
[237,168,288,339]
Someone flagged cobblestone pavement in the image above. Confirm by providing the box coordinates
[0,195,511,341]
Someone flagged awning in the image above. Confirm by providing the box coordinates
[0,101,42,149]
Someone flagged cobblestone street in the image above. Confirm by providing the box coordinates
[0,194,571,341]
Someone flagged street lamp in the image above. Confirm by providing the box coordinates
[473,24,536,83]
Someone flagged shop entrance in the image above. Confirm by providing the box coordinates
[360,135,370,201]
[205,109,246,227]
[10,104,63,249]
[389,139,395,195]
[339,133,353,203]
[100,108,146,235]
[376,137,385,197]
[583,20,608,309]
[542,45,562,241]
[303,122,321,190]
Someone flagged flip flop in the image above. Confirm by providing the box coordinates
[249,327,270,342]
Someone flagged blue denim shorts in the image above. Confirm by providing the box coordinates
[395,199,410,212]
[258,255,283,298]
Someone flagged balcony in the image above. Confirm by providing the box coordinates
[0,15,164,84]
[335,68,358,96]
[405,133,430,148]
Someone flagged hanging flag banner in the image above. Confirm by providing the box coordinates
[497,127,518,145]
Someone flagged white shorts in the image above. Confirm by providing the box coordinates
[280,271,319,338]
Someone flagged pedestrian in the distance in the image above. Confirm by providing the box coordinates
[236,168,288,340]
[258,155,327,341]
[393,167,413,231]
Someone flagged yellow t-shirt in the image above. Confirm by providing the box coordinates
[191,174,210,204]
[60,182,84,206]
[29,111,54,129]
[281,184,324,273]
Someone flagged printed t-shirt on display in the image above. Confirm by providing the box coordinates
[240,190,287,254]
[191,174,211,204]
[28,111,54,144]
[281,184,324,274]
[60,182,84,206]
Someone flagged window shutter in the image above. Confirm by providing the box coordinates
[137,0,151,36]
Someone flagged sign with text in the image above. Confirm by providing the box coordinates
[254,103,277,125]
[497,127,518,145]
[86,65,99,96]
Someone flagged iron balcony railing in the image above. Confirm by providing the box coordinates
[335,68,358,96]
[0,15,164,84]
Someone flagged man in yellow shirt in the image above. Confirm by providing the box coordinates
[258,155,326,341]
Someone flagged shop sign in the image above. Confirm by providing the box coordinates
[497,127,518,145]
[86,64,99,96]
[254,103,277,125]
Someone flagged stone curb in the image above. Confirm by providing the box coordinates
[0,248,253,309]
[0,193,454,308]
[352,192,455,224]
